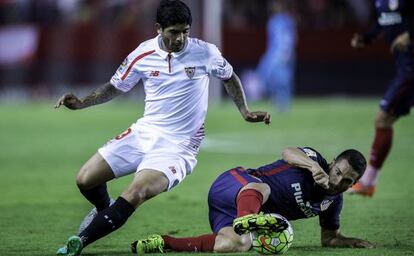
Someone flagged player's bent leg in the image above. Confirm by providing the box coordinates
[59,170,168,254]
[76,152,115,190]
[233,183,286,235]
[239,182,271,202]
[214,227,251,253]
[76,152,116,233]
[78,198,115,234]
[350,110,398,197]
[121,169,169,207]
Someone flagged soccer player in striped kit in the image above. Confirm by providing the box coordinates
[349,0,414,197]
[54,1,270,255]
[131,147,374,254]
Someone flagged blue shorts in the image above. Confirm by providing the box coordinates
[207,167,263,233]
[380,70,414,117]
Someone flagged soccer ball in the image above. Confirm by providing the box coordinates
[250,214,294,255]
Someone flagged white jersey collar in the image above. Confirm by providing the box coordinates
[155,35,189,59]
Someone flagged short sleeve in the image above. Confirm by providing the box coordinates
[299,147,329,170]
[110,52,143,92]
[319,194,343,230]
[207,44,233,80]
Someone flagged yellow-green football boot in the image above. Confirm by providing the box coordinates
[131,234,164,255]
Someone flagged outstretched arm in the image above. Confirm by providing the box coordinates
[282,147,329,189]
[321,228,374,248]
[351,21,382,49]
[223,72,271,124]
[54,82,123,110]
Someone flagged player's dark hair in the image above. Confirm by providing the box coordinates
[156,0,192,29]
[336,149,367,178]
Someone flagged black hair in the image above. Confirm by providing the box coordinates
[336,149,367,178]
[156,0,192,29]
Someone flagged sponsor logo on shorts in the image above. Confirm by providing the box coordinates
[115,128,132,140]
[169,166,177,174]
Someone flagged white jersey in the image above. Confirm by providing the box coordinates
[110,35,233,142]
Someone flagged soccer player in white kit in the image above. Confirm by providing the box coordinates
[54,1,271,255]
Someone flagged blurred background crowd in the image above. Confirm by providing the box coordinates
[0,0,391,105]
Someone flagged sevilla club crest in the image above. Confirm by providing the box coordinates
[185,67,195,79]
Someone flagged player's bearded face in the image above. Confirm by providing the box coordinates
[326,159,359,195]
[159,23,190,52]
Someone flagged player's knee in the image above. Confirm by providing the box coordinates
[242,183,271,202]
[76,167,93,190]
[374,115,386,127]
[259,183,271,201]
[374,111,396,128]
[214,237,238,252]
[235,234,253,252]
[214,235,250,252]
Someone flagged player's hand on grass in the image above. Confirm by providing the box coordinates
[55,93,83,110]
[242,111,271,125]
[390,32,410,53]
[321,229,375,248]
[351,33,366,49]
[325,237,375,248]
[351,238,375,248]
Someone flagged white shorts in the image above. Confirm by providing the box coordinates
[98,122,204,190]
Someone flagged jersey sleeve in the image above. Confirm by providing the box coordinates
[299,147,329,170]
[319,194,343,230]
[206,44,233,80]
[110,51,143,92]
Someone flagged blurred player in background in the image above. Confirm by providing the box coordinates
[131,147,374,254]
[54,1,270,255]
[256,0,297,112]
[349,0,414,197]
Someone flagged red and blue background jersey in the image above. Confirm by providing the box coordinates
[364,0,414,69]
[365,0,414,44]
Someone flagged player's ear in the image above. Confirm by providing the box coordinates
[155,23,162,34]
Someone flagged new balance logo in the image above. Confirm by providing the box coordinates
[150,70,160,76]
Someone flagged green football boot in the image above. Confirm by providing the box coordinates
[56,236,83,256]
[131,234,164,255]
[233,212,288,235]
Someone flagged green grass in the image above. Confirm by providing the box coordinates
[0,97,413,256]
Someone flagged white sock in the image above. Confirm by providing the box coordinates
[359,165,379,187]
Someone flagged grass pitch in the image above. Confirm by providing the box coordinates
[0,97,413,256]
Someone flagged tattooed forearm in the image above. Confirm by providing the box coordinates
[80,83,123,108]
[223,73,248,114]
